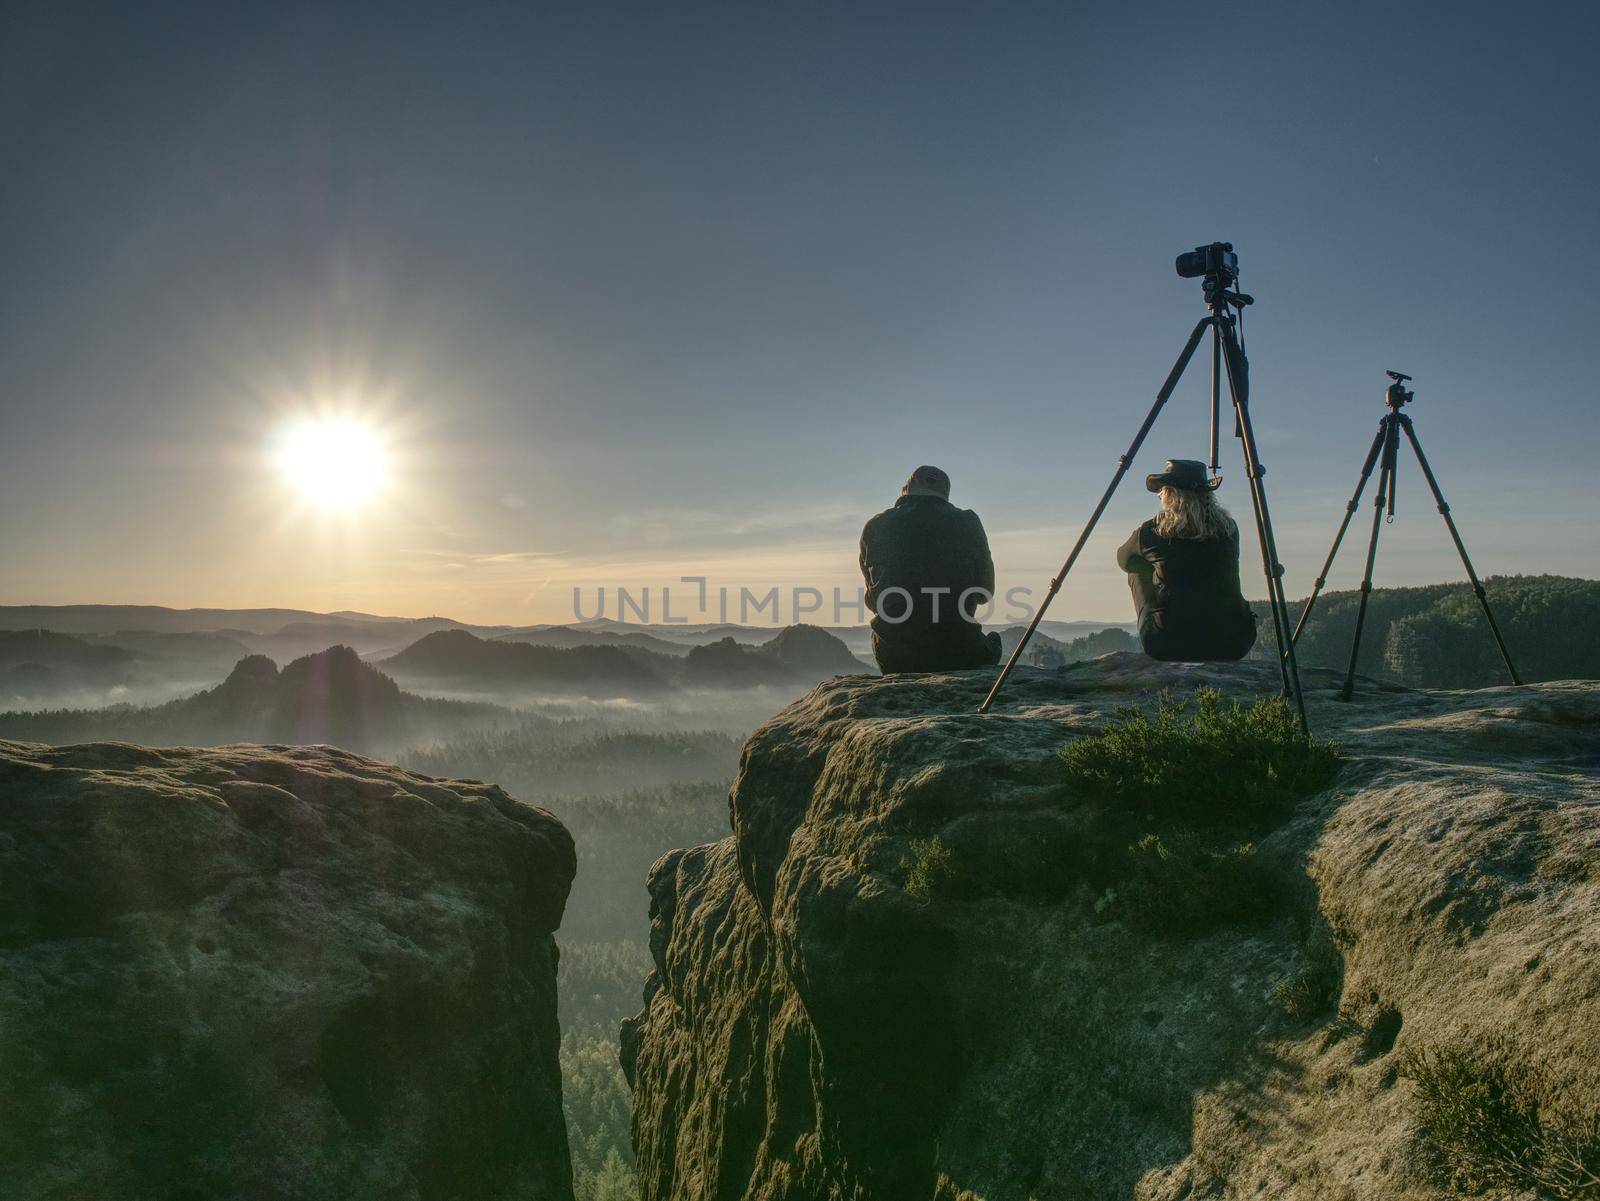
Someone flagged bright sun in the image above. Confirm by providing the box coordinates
[272,418,388,509]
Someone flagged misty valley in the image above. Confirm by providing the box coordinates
[3,581,1596,1199]
[0,608,887,1194]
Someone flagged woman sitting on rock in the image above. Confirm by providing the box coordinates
[1116,458,1257,662]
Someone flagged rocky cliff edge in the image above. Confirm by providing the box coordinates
[623,655,1600,1200]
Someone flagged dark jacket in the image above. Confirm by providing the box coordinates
[860,494,1002,673]
[1116,518,1256,661]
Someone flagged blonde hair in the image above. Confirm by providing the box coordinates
[1154,486,1238,541]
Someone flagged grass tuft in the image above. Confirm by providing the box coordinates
[1272,927,1343,1021]
[1403,1043,1600,1198]
[901,837,957,903]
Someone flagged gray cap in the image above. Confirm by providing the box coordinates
[903,465,951,497]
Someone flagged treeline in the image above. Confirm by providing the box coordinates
[559,942,657,1201]
[1255,575,1598,688]
[547,784,733,1201]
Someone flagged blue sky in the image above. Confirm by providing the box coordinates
[2,1,1595,624]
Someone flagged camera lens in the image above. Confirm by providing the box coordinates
[1174,250,1205,278]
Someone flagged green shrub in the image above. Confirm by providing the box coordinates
[1117,830,1273,936]
[1403,1043,1600,1198]
[901,837,957,903]
[1059,688,1341,823]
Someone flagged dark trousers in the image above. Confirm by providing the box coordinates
[1129,576,1256,662]
[872,627,1002,675]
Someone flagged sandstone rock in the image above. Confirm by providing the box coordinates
[623,654,1600,1200]
[0,738,577,1201]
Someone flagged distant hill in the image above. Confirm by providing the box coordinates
[0,646,501,753]
[757,624,870,674]
[382,629,674,697]
[0,605,371,636]
[0,604,1132,662]
[683,625,868,689]
[493,625,692,657]
[87,629,252,670]
[568,618,782,646]
[232,620,467,662]
[682,638,792,688]
[998,626,1138,667]
[0,628,266,710]
[1029,619,1138,644]
[565,617,874,654]
[0,629,133,671]
[387,624,868,696]
[0,630,136,703]
[0,605,512,642]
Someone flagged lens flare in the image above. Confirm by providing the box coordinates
[272,418,388,509]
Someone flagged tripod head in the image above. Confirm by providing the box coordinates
[1204,277,1254,311]
[1385,370,1413,411]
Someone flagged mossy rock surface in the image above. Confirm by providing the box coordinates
[0,739,577,1201]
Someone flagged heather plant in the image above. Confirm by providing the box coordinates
[1059,687,1341,823]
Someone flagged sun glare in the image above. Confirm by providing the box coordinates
[272,418,388,509]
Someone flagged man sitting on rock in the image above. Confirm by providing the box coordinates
[859,465,1003,674]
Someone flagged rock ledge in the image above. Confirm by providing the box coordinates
[1,738,577,1201]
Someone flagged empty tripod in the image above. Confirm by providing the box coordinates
[1291,371,1521,700]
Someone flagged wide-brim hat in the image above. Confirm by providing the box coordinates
[1145,459,1220,493]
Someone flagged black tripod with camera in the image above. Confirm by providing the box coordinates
[1290,371,1521,701]
[979,242,1309,732]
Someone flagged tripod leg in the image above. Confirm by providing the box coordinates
[1398,416,1523,685]
[1218,319,1310,733]
[1292,420,1387,646]
[1340,422,1397,701]
[1209,317,1222,471]
[979,316,1212,713]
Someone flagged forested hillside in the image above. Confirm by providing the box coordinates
[1255,575,1598,687]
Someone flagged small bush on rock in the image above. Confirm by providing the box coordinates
[1403,1043,1600,1198]
[901,837,957,903]
[1059,688,1341,822]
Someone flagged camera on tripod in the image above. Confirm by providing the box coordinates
[981,238,1309,731]
[1175,241,1238,283]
